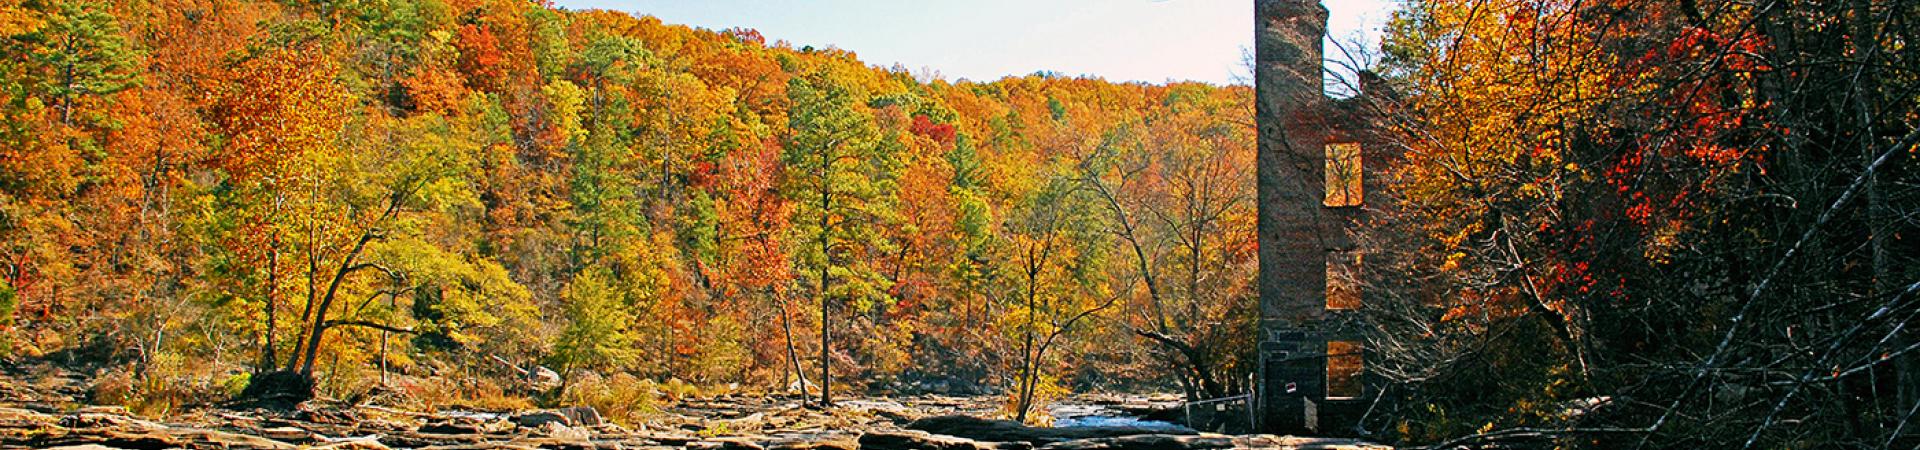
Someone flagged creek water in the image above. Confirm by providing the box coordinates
[1048,402,1192,432]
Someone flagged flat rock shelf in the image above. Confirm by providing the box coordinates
[0,398,1389,450]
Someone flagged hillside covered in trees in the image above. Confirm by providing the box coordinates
[0,0,1258,423]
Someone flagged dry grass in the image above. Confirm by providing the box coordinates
[557,372,659,426]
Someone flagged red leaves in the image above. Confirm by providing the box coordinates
[688,161,719,188]
[1601,22,1773,230]
[1630,26,1771,74]
[722,27,765,45]
[908,114,956,145]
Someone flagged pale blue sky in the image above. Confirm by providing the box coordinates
[548,0,1398,86]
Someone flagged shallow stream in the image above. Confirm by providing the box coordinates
[1048,401,1192,432]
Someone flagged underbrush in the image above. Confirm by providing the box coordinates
[386,375,535,412]
[89,353,231,417]
[71,352,778,423]
[556,372,659,426]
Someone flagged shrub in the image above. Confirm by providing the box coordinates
[91,353,224,417]
[659,377,701,400]
[221,372,251,398]
[558,372,657,426]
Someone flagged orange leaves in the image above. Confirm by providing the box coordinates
[720,27,764,45]
[450,2,542,95]
[1393,1,1798,339]
[1438,289,1526,325]
[210,46,350,181]
[1603,22,1771,237]
[1636,26,1772,74]
[403,65,469,116]
[713,138,793,293]
[454,24,509,92]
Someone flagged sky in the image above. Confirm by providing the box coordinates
[547,0,1399,86]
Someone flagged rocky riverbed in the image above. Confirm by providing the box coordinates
[0,363,1387,449]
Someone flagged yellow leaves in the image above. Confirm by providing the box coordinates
[0,0,43,37]
[1643,219,1687,264]
[1405,0,1614,171]
[1396,0,1629,292]
[541,79,585,144]
[214,46,351,180]
[1324,143,1364,207]
[1441,251,1467,272]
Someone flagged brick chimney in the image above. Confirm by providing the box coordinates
[1254,0,1335,435]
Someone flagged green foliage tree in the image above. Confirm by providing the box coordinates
[24,0,139,125]
[550,269,637,375]
[0,277,14,354]
[994,170,1119,424]
[782,67,900,406]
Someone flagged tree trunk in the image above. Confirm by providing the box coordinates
[819,260,830,407]
[817,149,834,408]
[289,185,323,372]
[779,290,809,397]
[295,230,376,375]
[1849,1,1912,414]
[1015,245,1041,423]
[261,237,279,372]
[379,290,395,385]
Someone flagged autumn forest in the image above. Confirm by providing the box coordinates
[0,0,1916,449]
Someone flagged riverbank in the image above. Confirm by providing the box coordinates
[0,361,1385,449]
[0,404,1390,450]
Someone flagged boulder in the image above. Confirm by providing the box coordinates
[559,406,603,426]
[378,430,491,448]
[906,415,1189,445]
[690,437,766,450]
[511,406,602,428]
[1037,434,1237,450]
[858,430,1030,450]
[0,407,57,423]
[1039,434,1392,450]
[529,366,563,390]
[0,407,60,443]
[766,436,860,450]
[418,419,485,435]
[504,436,607,449]
[59,412,168,433]
[510,410,565,428]
[72,406,133,416]
[257,425,315,442]
[166,428,303,449]
[310,439,395,450]
[31,415,299,450]
[535,421,592,441]
[646,432,704,446]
